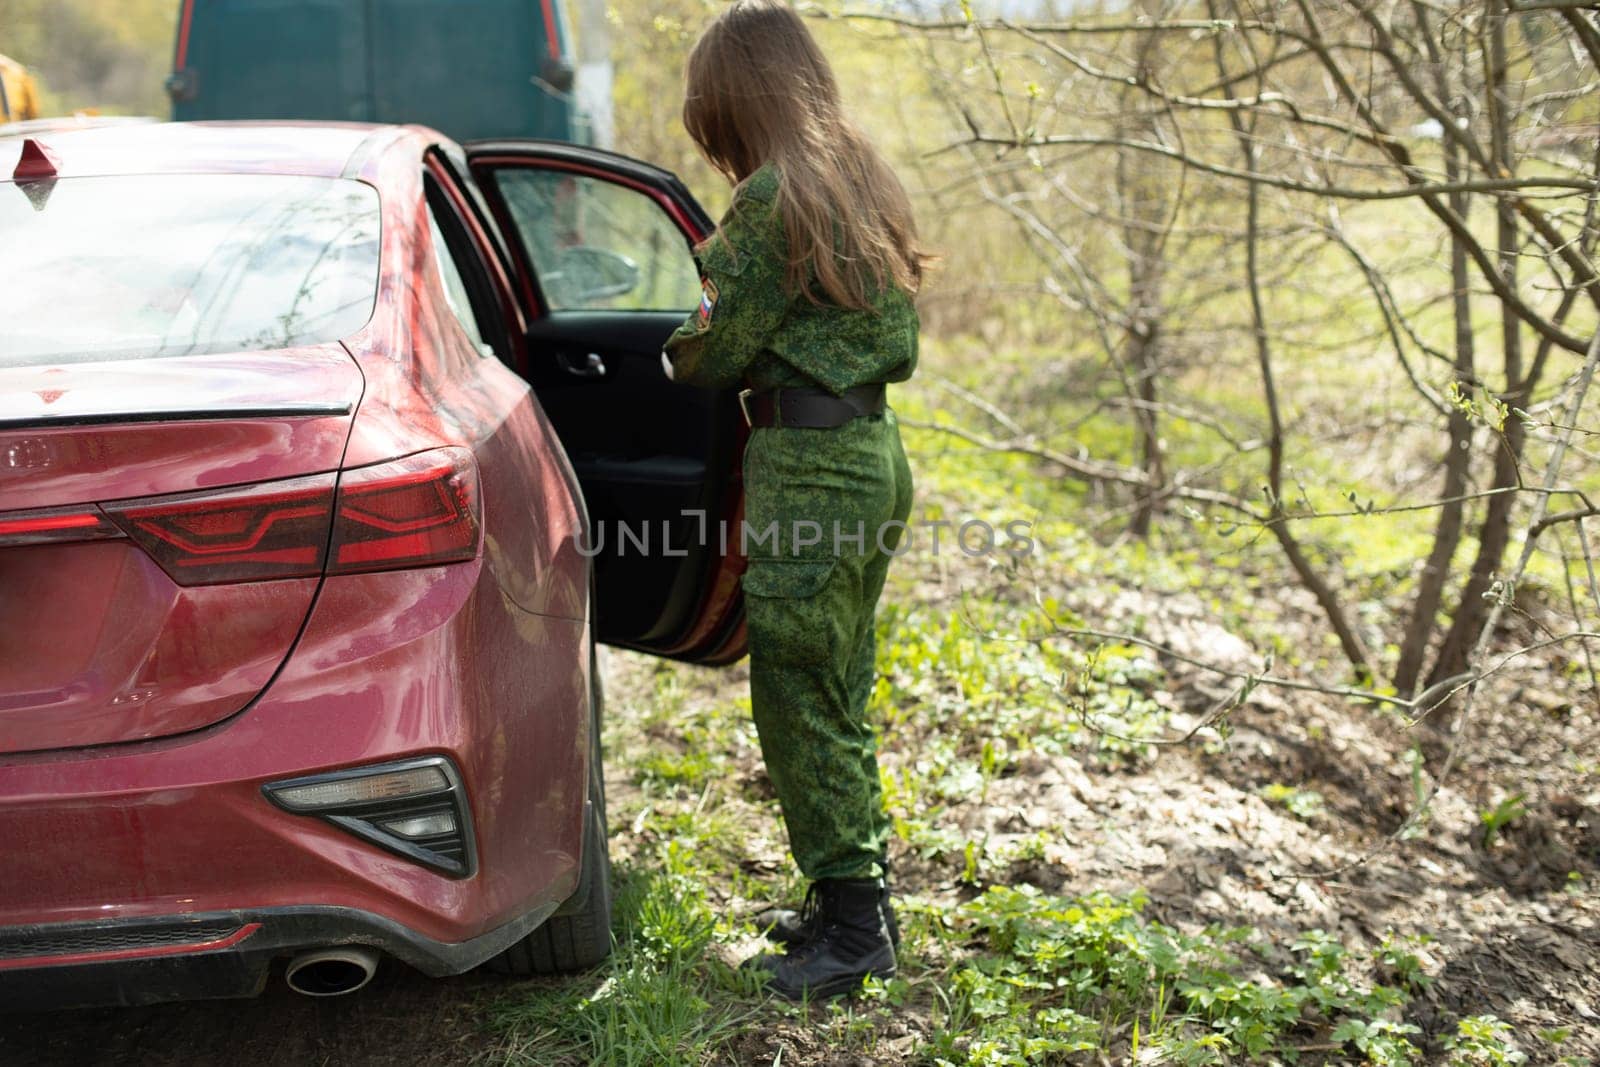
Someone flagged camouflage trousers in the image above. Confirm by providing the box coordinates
[741,408,914,881]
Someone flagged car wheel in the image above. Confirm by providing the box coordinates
[486,635,612,975]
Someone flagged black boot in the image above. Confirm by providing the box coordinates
[744,878,896,1000]
[758,854,900,949]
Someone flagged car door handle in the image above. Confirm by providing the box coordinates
[555,350,607,378]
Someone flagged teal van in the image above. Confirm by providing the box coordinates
[167,0,584,142]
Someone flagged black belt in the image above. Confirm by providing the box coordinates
[739,385,886,429]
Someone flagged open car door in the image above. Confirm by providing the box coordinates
[463,141,747,664]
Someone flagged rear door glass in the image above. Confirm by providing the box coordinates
[493,170,700,312]
[0,174,381,367]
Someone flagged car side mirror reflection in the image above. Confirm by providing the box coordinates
[554,246,640,305]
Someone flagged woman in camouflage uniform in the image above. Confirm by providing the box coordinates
[660,0,927,1000]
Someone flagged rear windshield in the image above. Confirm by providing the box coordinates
[0,174,381,367]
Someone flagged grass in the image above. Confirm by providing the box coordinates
[485,823,1527,1065]
[486,845,1445,1065]
[925,892,1426,1066]
[488,845,763,1066]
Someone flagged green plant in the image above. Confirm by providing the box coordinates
[1259,782,1326,820]
[1332,1018,1423,1066]
[923,888,1426,1064]
[487,843,757,1066]
[1376,933,1433,993]
[1402,744,1431,840]
[1479,794,1528,849]
[1444,1015,1529,1066]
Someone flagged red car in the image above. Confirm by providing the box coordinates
[0,122,747,1008]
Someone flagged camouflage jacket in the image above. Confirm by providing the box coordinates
[662,164,918,395]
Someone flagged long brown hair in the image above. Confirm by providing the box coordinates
[682,0,928,310]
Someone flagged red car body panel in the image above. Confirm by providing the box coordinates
[0,562,587,943]
[0,546,324,753]
[1,350,362,753]
[0,122,720,1002]
[338,141,588,623]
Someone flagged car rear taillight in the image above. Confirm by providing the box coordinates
[328,448,480,575]
[6,449,480,586]
[104,474,338,585]
[0,506,124,548]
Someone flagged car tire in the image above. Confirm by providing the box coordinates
[486,635,612,976]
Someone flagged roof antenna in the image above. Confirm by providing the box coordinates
[12,139,60,211]
[13,138,60,182]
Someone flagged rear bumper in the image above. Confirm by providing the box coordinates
[0,901,559,1011]
[0,562,590,984]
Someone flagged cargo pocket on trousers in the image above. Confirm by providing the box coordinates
[742,557,838,667]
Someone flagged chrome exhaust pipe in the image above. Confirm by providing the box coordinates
[284,947,379,997]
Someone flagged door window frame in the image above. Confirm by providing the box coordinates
[425,198,495,358]
[467,152,709,326]
[423,150,528,373]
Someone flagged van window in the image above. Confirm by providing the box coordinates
[0,174,381,367]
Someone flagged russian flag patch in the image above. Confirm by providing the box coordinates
[696,276,719,330]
